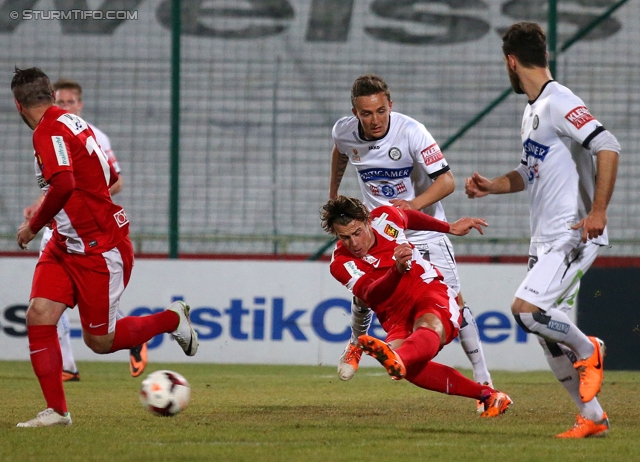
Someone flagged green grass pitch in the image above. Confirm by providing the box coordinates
[2,361,639,462]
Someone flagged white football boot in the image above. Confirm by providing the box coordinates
[167,301,199,356]
[17,408,72,427]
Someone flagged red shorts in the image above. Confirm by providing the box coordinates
[382,279,461,345]
[31,237,134,336]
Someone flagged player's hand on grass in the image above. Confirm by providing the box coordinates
[449,217,488,236]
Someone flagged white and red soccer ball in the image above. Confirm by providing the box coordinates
[140,370,190,417]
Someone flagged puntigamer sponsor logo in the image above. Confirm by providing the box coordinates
[359,167,412,183]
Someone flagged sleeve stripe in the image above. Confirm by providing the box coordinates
[581,125,606,149]
[427,165,451,180]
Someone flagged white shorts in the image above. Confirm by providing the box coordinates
[515,234,599,312]
[413,235,460,295]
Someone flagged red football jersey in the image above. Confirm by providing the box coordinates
[330,206,442,325]
[32,106,129,254]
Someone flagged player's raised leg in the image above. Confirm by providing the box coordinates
[103,302,198,357]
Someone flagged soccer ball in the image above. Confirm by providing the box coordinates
[140,370,190,417]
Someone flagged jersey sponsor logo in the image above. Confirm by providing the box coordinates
[362,254,380,267]
[565,106,594,129]
[57,113,88,135]
[420,143,444,165]
[343,261,364,278]
[369,145,380,150]
[370,181,407,198]
[523,138,550,162]
[114,209,129,228]
[388,147,402,160]
[51,136,70,166]
[358,167,412,182]
[384,223,399,239]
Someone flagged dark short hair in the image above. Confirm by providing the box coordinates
[11,67,54,108]
[52,78,83,100]
[502,22,548,68]
[320,196,370,235]
[351,74,391,107]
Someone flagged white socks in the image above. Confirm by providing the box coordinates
[515,308,594,359]
[538,337,604,421]
[459,305,492,384]
[57,311,78,374]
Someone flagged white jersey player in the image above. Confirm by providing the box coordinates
[465,22,620,438]
[329,74,492,407]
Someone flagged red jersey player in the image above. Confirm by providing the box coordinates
[11,67,199,428]
[322,196,512,417]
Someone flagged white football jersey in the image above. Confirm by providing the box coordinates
[332,112,450,245]
[514,81,611,245]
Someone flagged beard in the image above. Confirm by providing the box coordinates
[19,112,34,129]
[508,67,525,95]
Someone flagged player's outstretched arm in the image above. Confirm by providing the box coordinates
[391,171,455,210]
[465,171,524,198]
[449,217,488,236]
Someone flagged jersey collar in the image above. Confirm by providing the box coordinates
[528,80,555,105]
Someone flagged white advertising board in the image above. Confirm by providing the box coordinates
[0,258,557,371]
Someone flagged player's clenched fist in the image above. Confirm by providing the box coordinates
[465,172,492,199]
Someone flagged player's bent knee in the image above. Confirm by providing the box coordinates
[513,313,533,333]
[82,333,114,354]
[513,311,551,335]
[26,298,66,326]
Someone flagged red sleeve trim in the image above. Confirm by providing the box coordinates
[403,209,450,233]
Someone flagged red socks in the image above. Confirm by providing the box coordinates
[28,325,67,414]
[406,360,494,399]
[395,327,441,367]
[398,327,494,400]
[109,310,178,352]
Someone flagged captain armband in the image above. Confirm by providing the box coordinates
[582,127,621,156]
